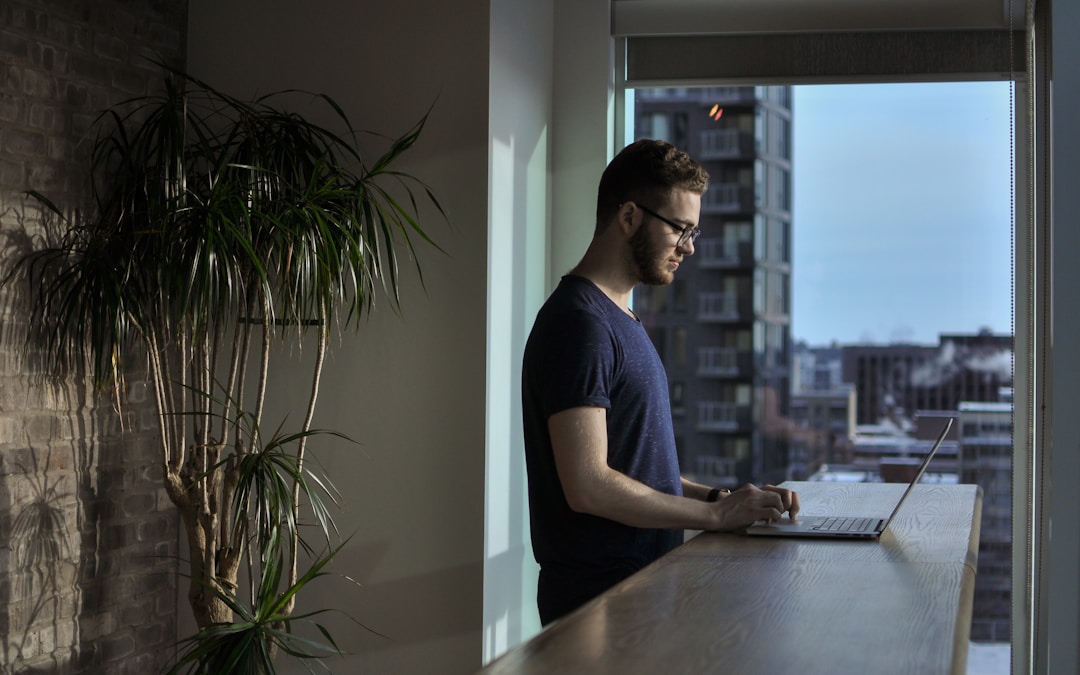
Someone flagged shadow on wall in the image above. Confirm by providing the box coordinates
[0,202,177,673]
[3,446,70,667]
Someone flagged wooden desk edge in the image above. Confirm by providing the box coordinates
[953,484,984,675]
[480,483,985,675]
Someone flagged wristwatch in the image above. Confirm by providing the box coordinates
[706,487,730,502]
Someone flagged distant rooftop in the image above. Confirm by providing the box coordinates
[959,401,1013,412]
[807,466,957,484]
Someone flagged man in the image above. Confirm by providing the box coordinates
[521,139,800,625]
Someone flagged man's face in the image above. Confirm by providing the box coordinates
[629,190,701,286]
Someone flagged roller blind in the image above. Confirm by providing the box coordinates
[613,0,1028,85]
[612,0,1024,36]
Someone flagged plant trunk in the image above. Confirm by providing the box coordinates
[178,491,237,627]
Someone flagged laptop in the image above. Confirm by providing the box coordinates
[745,417,954,539]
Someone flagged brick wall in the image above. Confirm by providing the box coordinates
[0,1,187,673]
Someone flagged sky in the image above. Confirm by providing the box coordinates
[791,81,1014,347]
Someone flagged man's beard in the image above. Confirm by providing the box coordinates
[629,225,672,286]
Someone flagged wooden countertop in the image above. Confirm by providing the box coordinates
[480,481,982,675]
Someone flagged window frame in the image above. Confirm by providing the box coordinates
[613,21,1036,673]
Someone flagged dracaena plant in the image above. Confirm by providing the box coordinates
[2,65,443,670]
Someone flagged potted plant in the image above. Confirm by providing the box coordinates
[3,66,443,671]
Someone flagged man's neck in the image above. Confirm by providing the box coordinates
[571,256,636,316]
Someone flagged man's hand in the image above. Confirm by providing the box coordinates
[762,484,800,520]
[709,483,800,531]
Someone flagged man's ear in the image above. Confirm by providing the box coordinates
[618,202,638,236]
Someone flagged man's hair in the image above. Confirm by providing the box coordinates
[595,139,709,234]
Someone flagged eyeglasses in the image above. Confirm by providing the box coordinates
[636,203,701,247]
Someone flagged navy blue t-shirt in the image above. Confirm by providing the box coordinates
[522,275,683,624]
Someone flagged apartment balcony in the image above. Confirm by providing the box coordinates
[696,401,751,432]
[697,291,749,322]
[635,86,758,105]
[692,453,739,488]
[964,457,1013,471]
[700,182,755,214]
[697,86,758,104]
[696,238,753,269]
[697,128,755,160]
[697,346,752,378]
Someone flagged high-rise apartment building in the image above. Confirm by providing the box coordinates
[632,86,793,487]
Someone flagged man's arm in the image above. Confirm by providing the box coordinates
[549,406,798,531]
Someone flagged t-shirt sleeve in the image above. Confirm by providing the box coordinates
[535,308,616,417]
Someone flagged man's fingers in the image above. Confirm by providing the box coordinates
[762,484,799,516]
[724,484,800,527]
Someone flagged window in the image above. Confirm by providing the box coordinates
[599,4,1078,672]
[673,327,687,367]
[625,79,1014,655]
[671,381,685,408]
[671,279,688,312]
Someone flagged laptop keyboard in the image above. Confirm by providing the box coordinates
[813,517,876,533]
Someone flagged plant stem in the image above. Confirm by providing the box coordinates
[284,304,328,616]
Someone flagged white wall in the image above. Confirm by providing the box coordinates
[550,1,617,279]
[187,2,491,672]
[482,0,617,663]
[483,0,552,659]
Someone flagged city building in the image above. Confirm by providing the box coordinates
[959,400,1014,641]
[850,412,959,479]
[632,86,794,488]
[842,330,1013,425]
[793,340,845,392]
[789,384,857,477]
[791,341,857,476]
